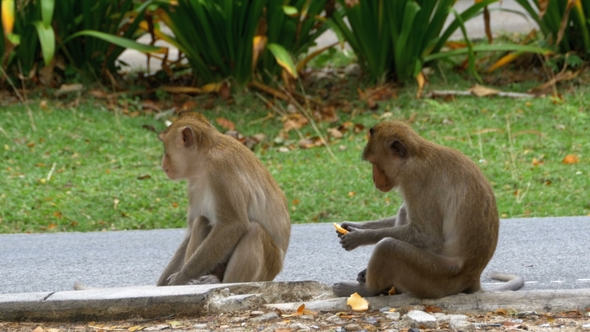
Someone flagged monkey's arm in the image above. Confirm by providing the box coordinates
[341,217,397,230]
[339,224,441,251]
[341,205,405,230]
[157,232,190,286]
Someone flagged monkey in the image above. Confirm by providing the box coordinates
[333,120,523,299]
[156,111,291,286]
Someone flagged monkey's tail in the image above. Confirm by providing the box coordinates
[488,272,524,291]
[73,281,98,291]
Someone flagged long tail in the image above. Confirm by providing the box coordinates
[488,272,524,291]
[73,282,98,290]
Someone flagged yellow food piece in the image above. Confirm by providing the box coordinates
[346,292,369,311]
[333,223,348,234]
[387,286,396,295]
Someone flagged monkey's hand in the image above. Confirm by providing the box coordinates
[341,221,364,230]
[339,227,367,251]
[166,271,190,286]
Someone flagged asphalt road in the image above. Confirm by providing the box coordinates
[1,217,589,294]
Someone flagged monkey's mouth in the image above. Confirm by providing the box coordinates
[375,181,394,192]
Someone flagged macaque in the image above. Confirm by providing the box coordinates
[157,112,291,286]
[333,121,523,299]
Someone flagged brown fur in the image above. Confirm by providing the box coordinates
[333,121,523,299]
[157,112,291,286]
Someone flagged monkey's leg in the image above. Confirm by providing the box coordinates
[222,222,283,283]
[357,269,367,283]
[364,238,468,299]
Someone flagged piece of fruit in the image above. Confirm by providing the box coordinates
[334,223,348,234]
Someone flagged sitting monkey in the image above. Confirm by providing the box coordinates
[157,112,291,286]
[334,120,523,299]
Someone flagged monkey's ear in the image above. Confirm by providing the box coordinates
[390,140,407,158]
[180,127,195,148]
[158,132,166,142]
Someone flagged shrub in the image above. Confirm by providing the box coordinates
[515,0,590,57]
[1,0,162,84]
[152,0,330,86]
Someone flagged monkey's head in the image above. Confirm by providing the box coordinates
[158,112,215,180]
[363,121,423,192]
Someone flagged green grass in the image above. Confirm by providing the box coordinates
[1,78,589,233]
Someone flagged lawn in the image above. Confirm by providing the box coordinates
[0,73,589,233]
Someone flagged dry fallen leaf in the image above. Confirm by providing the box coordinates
[532,158,544,166]
[347,292,369,311]
[54,83,84,96]
[495,308,508,316]
[168,320,182,328]
[327,127,343,139]
[470,84,500,97]
[32,326,43,332]
[282,303,317,317]
[334,223,348,235]
[424,305,443,313]
[216,118,236,131]
[562,154,580,165]
[353,123,365,134]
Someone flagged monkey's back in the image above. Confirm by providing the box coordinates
[432,144,499,274]
[209,133,291,254]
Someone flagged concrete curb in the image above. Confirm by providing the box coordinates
[0,281,332,322]
[2,282,589,322]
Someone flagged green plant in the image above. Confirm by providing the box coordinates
[1,0,55,79]
[1,0,163,84]
[515,0,590,57]
[152,0,329,86]
[260,0,330,77]
[55,0,163,79]
[329,0,548,83]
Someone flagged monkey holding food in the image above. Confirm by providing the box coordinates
[333,121,523,299]
[157,112,291,286]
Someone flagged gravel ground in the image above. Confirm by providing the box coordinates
[2,305,589,332]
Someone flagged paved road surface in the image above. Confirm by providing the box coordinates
[1,217,589,294]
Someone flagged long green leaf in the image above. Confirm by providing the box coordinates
[32,21,55,66]
[62,30,166,54]
[451,8,481,83]
[423,44,551,62]
[267,43,298,78]
[435,0,497,53]
[40,0,55,26]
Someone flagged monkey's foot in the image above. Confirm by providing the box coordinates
[188,274,221,285]
[332,282,376,297]
[357,269,367,284]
